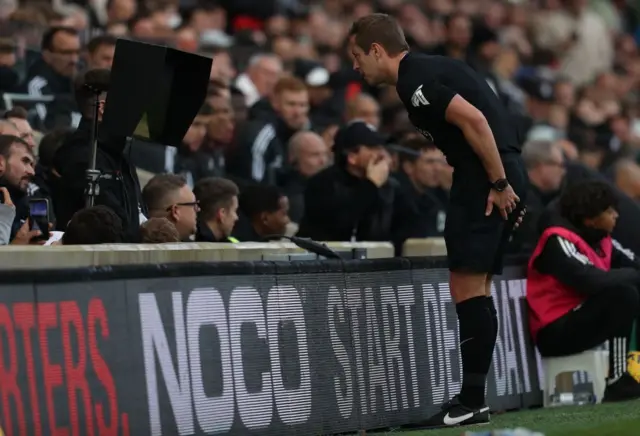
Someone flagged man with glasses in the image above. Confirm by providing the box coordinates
[142,174,200,241]
[22,26,81,130]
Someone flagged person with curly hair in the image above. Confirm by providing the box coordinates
[139,217,180,243]
[527,180,640,402]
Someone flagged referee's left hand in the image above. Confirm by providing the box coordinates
[486,185,520,220]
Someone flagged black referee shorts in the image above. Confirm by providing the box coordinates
[444,154,528,275]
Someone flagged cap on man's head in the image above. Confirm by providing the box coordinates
[294,59,330,88]
[333,120,387,154]
[519,75,555,102]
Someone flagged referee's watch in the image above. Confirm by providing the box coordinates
[491,178,509,192]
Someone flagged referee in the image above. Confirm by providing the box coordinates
[348,14,528,428]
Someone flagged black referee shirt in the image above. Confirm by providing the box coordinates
[395,52,520,169]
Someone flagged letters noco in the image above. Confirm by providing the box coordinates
[0,259,596,435]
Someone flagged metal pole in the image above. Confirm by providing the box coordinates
[85,91,101,208]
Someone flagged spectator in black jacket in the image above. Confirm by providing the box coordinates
[200,92,236,176]
[173,102,222,186]
[227,76,310,184]
[0,135,35,240]
[85,35,116,70]
[298,121,402,242]
[392,137,447,252]
[21,27,81,130]
[526,181,640,401]
[510,139,566,253]
[277,130,329,223]
[27,129,70,225]
[430,13,472,62]
[52,68,145,239]
[193,177,240,242]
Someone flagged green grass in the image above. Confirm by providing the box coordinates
[371,400,640,436]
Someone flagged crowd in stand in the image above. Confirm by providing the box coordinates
[1,0,640,253]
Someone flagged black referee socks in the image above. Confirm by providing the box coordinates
[456,296,495,408]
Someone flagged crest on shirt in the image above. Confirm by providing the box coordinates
[411,85,429,107]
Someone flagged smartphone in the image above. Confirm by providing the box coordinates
[29,198,50,240]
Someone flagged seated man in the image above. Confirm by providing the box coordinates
[193,177,240,243]
[527,180,640,401]
[236,184,290,242]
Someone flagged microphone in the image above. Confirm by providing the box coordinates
[262,235,342,259]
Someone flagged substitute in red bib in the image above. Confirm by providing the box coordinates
[527,181,640,401]
[348,13,528,428]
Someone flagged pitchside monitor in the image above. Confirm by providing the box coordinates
[101,39,212,147]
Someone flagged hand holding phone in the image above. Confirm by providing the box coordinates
[28,198,50,241]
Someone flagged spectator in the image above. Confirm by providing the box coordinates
[173,102,221,186]
[393,137,448,251]
[430,13,472,62]
[21,26,81,129]
[533,0,613,86]
[298,121,401,242]
[293,59,341,127]
[140,217,180,243]
[0,187,15,245]
[235,53,283,107]
[207,47,237,87]
[228,76,310,184]
[345,93,381,129]
[0,135,35,239]
[30,128,70,203]
[106,0,137,26]
[143,174,199,241]
[236,183,289,241]
[3,106,35,149]
[526,181,640,401]
[201,91,236,175]
[230,86,248,124]
[0,120,19,136]
[278,131,329,223]
[62,205,126,244]
[520,76,560,142]
[614,159,640,202]
[0,38,19,97]
[53,68,145,239]
[86,35,117,70]
[193,177,240,242]
[514,140,566,253]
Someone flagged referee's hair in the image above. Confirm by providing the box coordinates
[560,180,618,226]
[349,14,409,56]
[521,140,560,170]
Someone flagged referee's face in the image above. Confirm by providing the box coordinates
[349,37,384,86]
